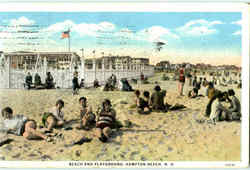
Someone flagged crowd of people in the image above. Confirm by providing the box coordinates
[24,72,55,90]
[4,67,241,147]
[1,97,119,143]
[175,65,241,123]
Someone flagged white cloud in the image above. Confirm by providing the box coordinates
[44,20,76,33]
[232,30,241,36]
[177,19,223,37]
[44,20,116,37]
[137,26,179,43]
[231,20,242,26]
[9,16,35,26]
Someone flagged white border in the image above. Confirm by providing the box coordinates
[0,2,245,12]
[0,2,248,168]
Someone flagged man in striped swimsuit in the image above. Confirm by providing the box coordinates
[95,99,116,143]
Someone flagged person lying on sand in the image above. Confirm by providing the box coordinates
[150,85,167,112]
[42,99,65,132]
[134,90,151,114]
[77,97,96,130]
[95,99,117,143]
[1,107,52,142]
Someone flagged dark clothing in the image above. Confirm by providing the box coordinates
[25,75,32,89]
[137,98,151,114]
[192,79,197,87]
[34,74,42,86]
[45,75,54,89]
[121,79,133,91]
[72,77,80,91]
[80,81,84,88]
[94,80,100,88]
[179,75,185,83]
[138,97,149,110]
[151,91,166,110]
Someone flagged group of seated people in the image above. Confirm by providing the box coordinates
[134,85,169,114]
[1,98,119,143]
[24,72,55,89]
[134,85,186,114]
[103,74,117,91]
[205,89,241,123]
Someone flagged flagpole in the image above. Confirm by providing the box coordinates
[68,29,71,52]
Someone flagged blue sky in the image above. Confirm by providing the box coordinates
[0,12,242,66]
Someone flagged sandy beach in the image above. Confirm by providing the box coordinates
[0,72,241,161]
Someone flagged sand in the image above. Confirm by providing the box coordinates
[0,72,241,161]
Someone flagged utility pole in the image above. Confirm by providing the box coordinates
[80,48,85,81]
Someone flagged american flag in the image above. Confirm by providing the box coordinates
[61,30,70,39]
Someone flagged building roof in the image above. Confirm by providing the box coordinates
[3,51,80,58]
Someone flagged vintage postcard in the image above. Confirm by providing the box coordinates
[0,2,249,168]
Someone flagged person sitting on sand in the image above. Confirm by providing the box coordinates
[80,79,85,88]
[77,97,96,130]
[94,79,100,88]
[103,78,115,91]
[42,99,65,132]
[121,78,133,91]
[72,72,80,95]
[207,92,230,123]
[25,72,33,89]
[150,85,167,112]
[188,88,199,98]
[95,99,116,142]
[45,72,55,89]
[227,89,241,121]
[134,90,151,114]
[34,73,42,88]
[1,107,51,142]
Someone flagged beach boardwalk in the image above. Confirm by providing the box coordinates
[0,51,154,89]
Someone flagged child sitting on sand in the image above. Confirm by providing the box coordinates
[150,85,167,112]
[77,97,96,130]
[95,99,117,143]
[134,90,151,114]
[42,99,65,132]
[1,107,51,142]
